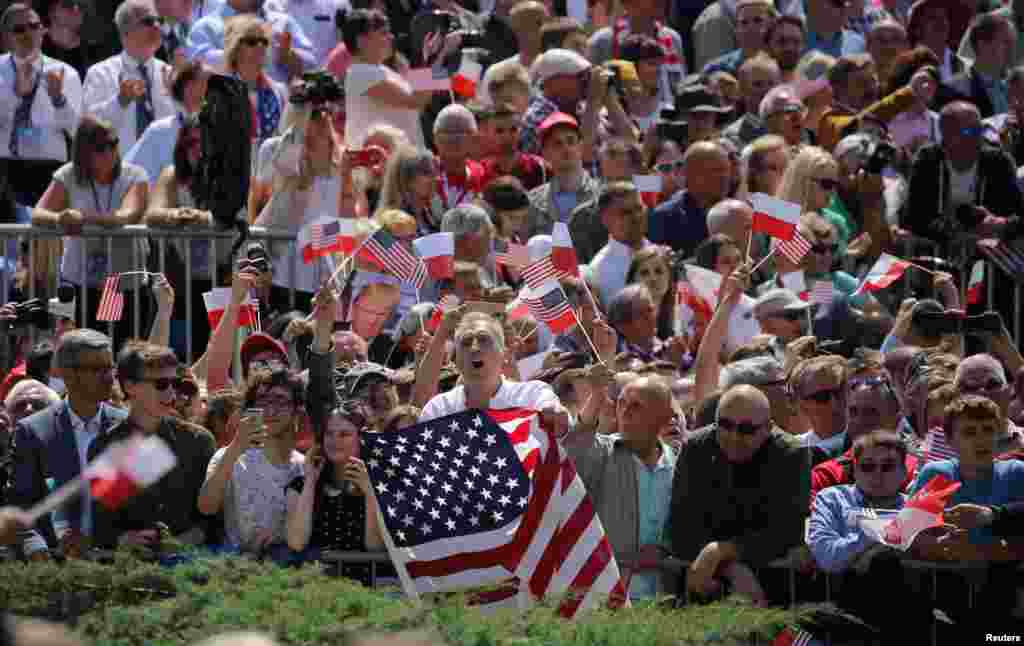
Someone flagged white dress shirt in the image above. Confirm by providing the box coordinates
[0,53,83,160]
[82,52,178,154]
[67,401,103,535]
[263,0,349,65]
[589,238,643,308]
[124,111,187,186]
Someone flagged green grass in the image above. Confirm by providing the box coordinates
[0,554,816,645]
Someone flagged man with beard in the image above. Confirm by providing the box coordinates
[766,15,805,82]
[588,182,649,308]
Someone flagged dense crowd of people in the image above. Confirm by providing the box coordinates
[1,0,1024,642]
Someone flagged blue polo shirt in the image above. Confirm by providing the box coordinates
[648,191,710,258]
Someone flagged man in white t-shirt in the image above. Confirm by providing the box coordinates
[419,311,569,436]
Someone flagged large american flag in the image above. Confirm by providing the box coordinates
[96,275,124,322]
[363,409,627,617]
[978,237,1024,284]
[360,228,427,288]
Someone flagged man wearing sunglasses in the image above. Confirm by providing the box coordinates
[82,0,177,153]
[752,289,811,346]
[0,3,83,207]
[90,340,216,551]
[8,329,127,560]
[806,431,934,638]
[954,353,1024,454]
[670,384,809,604]
[790,354,849,456]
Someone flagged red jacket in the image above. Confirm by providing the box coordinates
[810,447,919,509]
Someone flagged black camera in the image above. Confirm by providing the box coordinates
[656,119,688,146]
[289,72,344,107]
[864,141,897,174]
[461,30,488,49]
[3,299,49,330]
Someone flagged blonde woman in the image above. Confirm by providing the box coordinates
[223,16,288,159]
[737,134,790,200]
[776,145,839,216]
[376,144,441,235]
[349,123,409,218]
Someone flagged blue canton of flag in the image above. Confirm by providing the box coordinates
[362,411,531,548]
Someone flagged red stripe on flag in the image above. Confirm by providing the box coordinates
[557,535,617,618]
[752,211,797,240]
[88,471,140,510]
[529,487,597,598]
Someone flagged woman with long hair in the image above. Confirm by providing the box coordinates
[376,144,441,235]
[694,234,743,279]
[32,114,148,341]
[223,15,288,159]
[285,399,384,580]
[737,134,790,200]
[625,245,677,341]
[776,145,839,223]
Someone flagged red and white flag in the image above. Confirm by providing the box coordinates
[85,435,177,510]
[775,232,813,265]
[506,292,531,320]
[551,223,580,277]
[413,232,455,281]
[299,217,345,264]
[966,260,985,305]
[203,288,258,329]
[751,193,801,240]
[850,474,961,551]
[364,409,628,616]
[632,174,663,208]
[679,265,761,349]
[426,294,460,332]
[452,55,482,99]
[96,275,124,322]
[854,253,911,295]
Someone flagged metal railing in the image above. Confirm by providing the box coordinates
[1,225,1022,359]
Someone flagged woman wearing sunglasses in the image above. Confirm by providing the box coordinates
[285,399,384,580]
[222,15,288,160]
[32,115,149,342]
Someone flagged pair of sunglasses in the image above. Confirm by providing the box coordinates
[241,35,270,48]
[802,387,842,404]
[10,21,42,34]
[856,461,901,474]
[811,242,839,254]
[715,417,765,435]
[814,177,840,192]
[654,160,684,173]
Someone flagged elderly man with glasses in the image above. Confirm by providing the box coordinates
[758,84,807,148]
[8,330,127,560]
[0,3,83,206]
[669,384,809,605]
[954,353,1024,454]
[789,354,849,456]
[82,0,177,153]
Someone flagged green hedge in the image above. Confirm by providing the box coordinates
[0,554,822,646]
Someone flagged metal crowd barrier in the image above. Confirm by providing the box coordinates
[0,224,303,364]
[0,225,1021,359]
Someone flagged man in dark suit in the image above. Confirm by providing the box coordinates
[942,11,1017,118]
[8,329,125,559]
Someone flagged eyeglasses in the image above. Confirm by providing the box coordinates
[959,125,985,138]
[249,358,286,372]
[241,35,270,48]
[770,103,804,117]
[137,14,163,27]
[770,310,805,322]
[716,417,766,435]
[654,160,685,173]
[811,242,839,254]
[849,375,891,391]
[814,177,840,192]
[959,379,1006,395]
[856,461,901,474]
[802,387,841,403]
[94,138,119,153]
[10,21,42,34]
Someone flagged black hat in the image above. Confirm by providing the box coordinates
[674,84,732,114]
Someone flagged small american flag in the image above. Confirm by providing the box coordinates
[363,409,627,616]
[978,237,1024,284]
[360,228,426,288]
[96,275,124,322]
[520,255,560,290]
[771,626,815,646]
[809,281,833,306]
[776,232,812,265]
[524,281,576,334]
[493,240,529,268]
[922,427,958,464]
[311,220,340,252]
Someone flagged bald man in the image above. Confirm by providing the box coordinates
[563,372,677,600]
[955,353,1024,453]
[669,384,809,603]
[649,142,733,257]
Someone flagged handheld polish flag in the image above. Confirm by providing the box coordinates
[506,291,531,320]
[633,174,663,208]
[413,232,455,281]
[849,474,961,551]
[299,217,345,263]
[524,280,576,334]
[452,55,482,99]
[85,434,177,510]
[96,275,124,322]
[551,222,580,277]
[854,253,912,295]
[751,193,801,240]
[680,264,761,350]
[203,288,258,329]
[966,260,985,306]
[426,294,460,332]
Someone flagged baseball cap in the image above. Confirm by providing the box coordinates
[538,111,579,143]
[343,361,396,396]
[531,48,591,86]
[754,289,812,319]
[240,333,288,372]
[675,84,731,114]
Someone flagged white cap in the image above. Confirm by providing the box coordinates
[530,48,591,86]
